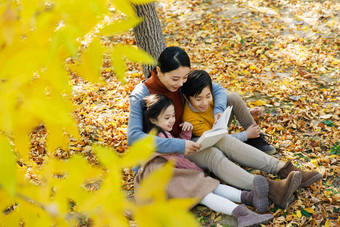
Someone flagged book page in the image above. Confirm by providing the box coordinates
[197,128,226,151]
[212,106,233,130]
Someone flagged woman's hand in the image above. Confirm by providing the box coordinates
[184,140,201,155]
[249,107,264,117]
[213,113,223,124]
[180,122,193,131]
[246,122,261,139]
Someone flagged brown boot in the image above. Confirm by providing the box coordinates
[277,160,322,188]
[232,204,274,227]
[241,175,269,213]
[267,171,302,209]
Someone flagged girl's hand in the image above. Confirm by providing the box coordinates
[214,113,223,124]
[246,122,261,139]
[184,141,201,155]
[249,107,264,117]
[180,122,193,131]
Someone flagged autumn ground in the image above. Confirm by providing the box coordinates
[29,0,340,226]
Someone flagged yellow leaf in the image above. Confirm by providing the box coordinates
[304,207,315,213]
[214,215,222,222]
[135,161,174,203]
[296,210,302,218]
[56,0,108,31]
[130,0,158,4]
[16,85,79,152]
[110,0,136,17]
[90,211,130,227]
[325,219,330,227]
[0,44,47,84]
[112,44,156,82]
[18,0,47,28]
[93,145,119,169]
[121,135,155,168]
[115,44,156,64]
[135,198,199,227]
[0,190,16,209]
[0,207,21,227]
[0,135,16,196]
[251,100,266,106]
[0,90,16,133]
[40,63,72,95]
[99,16,142,35]
[75,38,105,83]
[134,204,163,227]
[50,25,80,62]
[0,2,18,45]
[249,65,259,73]
[12,113,40,160]
[15,201,53,227]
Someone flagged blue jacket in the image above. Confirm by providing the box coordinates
[127,80,228,154]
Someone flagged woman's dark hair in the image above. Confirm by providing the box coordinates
[157,46,191,73]
[182,70,213,98]
[142,94,174,137]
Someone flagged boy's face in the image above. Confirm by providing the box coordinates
[188,86,212,112]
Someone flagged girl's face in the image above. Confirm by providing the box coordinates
[150,105,176,132]
[157,66,191,92]
[188,86,213,112]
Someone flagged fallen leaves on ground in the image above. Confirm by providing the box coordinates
[28,0,339,226]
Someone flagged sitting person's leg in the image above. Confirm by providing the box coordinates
[214,175,269,213]
[227,92,275,154]
[226,92,253,129]
[200,191,274,226]
[215,134,279,174]
[186,147,255,190]
[277,160,322,188]
[186,145,300,209]
[215,134,322,188]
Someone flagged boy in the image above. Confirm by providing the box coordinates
[182,70,275,154]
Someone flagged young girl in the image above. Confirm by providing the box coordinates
[134,94,274,227]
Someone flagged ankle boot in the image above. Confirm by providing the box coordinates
[241,175,269,213]
[277,160,322,188]
[232,204,274,227]
[267,171,302,209]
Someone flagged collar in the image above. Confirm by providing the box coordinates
[144,70,171,94]
[187,101,200,113]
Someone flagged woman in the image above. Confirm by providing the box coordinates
[127,46,322,209]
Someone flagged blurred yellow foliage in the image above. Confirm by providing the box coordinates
[0,0,196,226]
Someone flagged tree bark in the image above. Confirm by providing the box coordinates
[133,3,166,78]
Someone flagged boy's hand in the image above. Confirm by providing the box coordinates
[184,141,201,155]
[180,122,193,131]
[213,113,223,124]
[249,107,264,117]
[246,122,261,139]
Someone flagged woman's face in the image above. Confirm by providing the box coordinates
[157,66,191,92]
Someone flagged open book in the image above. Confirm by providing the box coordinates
[196,106,233,151]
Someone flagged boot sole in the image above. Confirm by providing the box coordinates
[264,148,277,155]
[253,176,269,213]
[299,173,322,188]
[241,214,274,227]
[280,171,302,209]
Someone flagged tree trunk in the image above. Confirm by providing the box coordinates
[133,3,166,78]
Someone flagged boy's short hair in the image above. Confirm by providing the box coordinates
[182,70,213,98]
